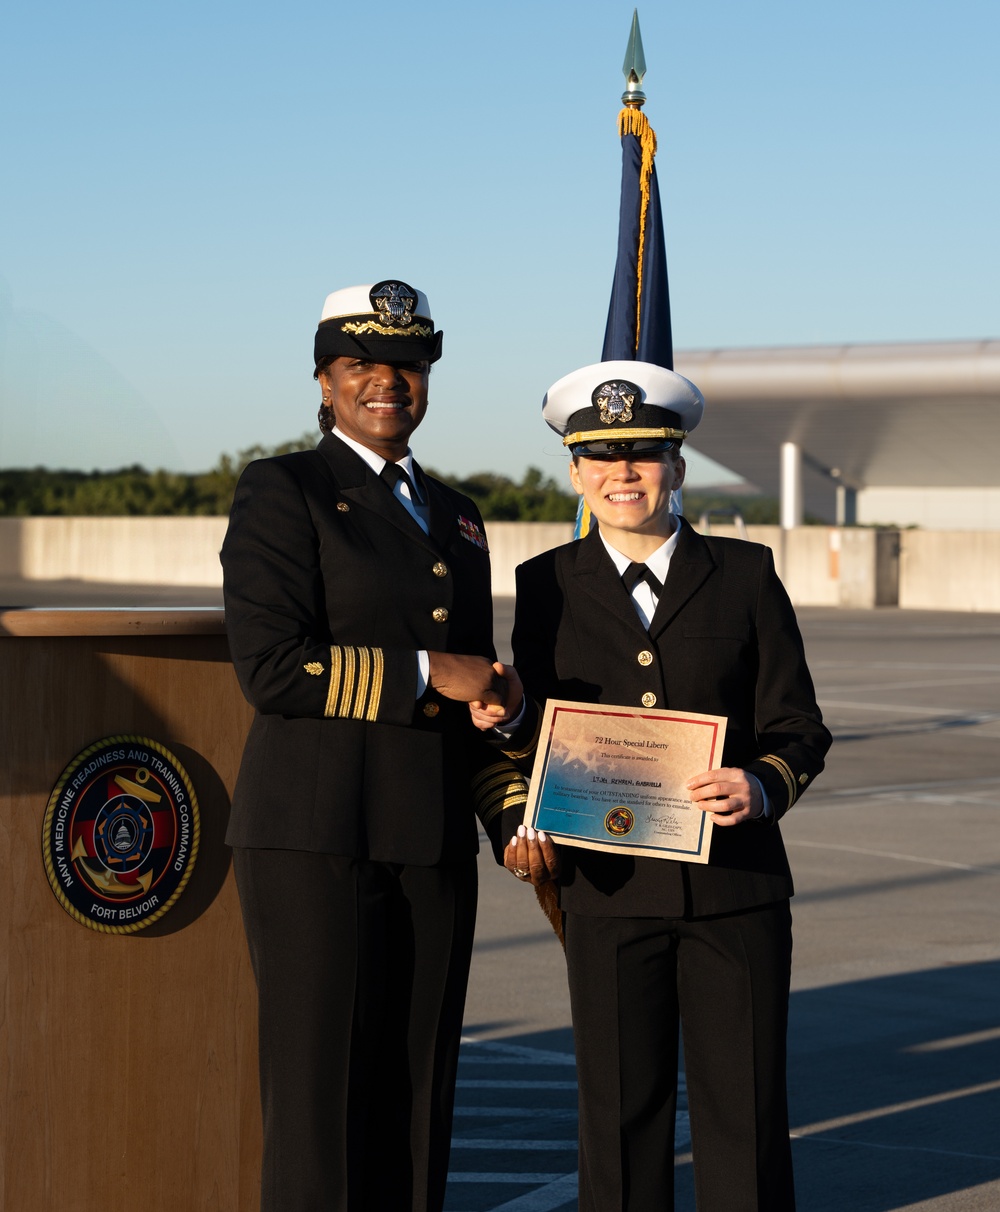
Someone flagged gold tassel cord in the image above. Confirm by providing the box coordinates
[617,107,658,354]
[535,880,565,949]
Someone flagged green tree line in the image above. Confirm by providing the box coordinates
[0,440,779,523]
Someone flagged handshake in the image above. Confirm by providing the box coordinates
[426,653,524,730]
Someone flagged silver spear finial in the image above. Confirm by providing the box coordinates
[621,9,647,108]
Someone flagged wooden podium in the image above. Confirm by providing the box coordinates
[0,609,261,1210]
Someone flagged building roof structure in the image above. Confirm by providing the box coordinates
[676,339,1000,523]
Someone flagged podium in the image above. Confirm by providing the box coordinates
[0,609,260,1210]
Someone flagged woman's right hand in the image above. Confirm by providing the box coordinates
[469,662,524,731]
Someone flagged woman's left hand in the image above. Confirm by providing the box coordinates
[504,825,561,886]
[686,767,762,826]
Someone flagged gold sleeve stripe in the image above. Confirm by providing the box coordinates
[325,647,343,717]
[338,646,356,716]
[472,763,529,827]
[759,754,797,811]
[366,648,384,722]
[323,645,387,720]
[501,702,543,762]
[354,646,370,717]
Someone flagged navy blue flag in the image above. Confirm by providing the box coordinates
[576,107,675,538]
[602,108,673,368]
[602,118,673,368]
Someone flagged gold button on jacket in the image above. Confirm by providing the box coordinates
[422,702,440,718]
[637,650,653,666]
[432,562,448,578]
[432,607,449,623]
[641,692,657,707]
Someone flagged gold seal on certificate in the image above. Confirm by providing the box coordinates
[524,699,728,863]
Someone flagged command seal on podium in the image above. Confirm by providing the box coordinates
[41,735,200,933]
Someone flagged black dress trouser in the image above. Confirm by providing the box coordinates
[564,900,795,1212]
[233,848,478,1212]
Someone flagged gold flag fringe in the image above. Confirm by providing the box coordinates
[578,499,592,539]
[617,107,658,354]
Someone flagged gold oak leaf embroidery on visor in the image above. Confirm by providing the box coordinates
[340,321,434,338]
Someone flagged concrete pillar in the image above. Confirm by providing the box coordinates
[780,442,803,530]
[836,484,857,526]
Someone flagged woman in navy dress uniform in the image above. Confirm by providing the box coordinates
[222,281,522,1212]
[475,361,832,1212]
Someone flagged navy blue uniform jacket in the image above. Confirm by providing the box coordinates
[221,434,521,865]
[497,522,832,917]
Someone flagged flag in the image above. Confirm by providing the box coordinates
[602,107,673,368]
[576,104,676,538]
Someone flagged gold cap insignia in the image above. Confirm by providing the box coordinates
[594,379,638,426]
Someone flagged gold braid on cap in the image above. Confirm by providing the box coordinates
[340,320,434,338]
[562,426,687,448]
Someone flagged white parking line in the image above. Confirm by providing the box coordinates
[784,839,994,873]
[826,775,1000,796]
[447,1172,570,1184]
[448,1172,578,1212]
[907,1026,1000,1053]
[460,1037,577,1065]
[450,1139,576,1151]
[455,1079,578,1089]
[791,1077,1000,1142]
[820,699,1000,720]
[454,1107,578,1119]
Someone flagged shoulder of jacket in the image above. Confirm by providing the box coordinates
[685,525,771,564]
[240,447,322,477]
[518,537,582,578]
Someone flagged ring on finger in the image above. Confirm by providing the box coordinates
[512,867,530,879]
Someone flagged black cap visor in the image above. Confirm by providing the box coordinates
[314,318,443,366]
[570,435,681,459]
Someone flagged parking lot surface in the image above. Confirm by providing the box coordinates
[456,606,1000,1212]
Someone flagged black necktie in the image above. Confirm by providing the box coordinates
[380,461,418,498]
[622,561,663,598]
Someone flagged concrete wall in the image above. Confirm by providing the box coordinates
[0,517,578,596]
[3,517,999,612]
[899,530,1000,611]
[0,517,229,586]
[858,486,1000,531]
[485,522,574,596]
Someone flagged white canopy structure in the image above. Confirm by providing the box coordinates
[676,339,1000,528]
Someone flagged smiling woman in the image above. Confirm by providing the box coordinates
[316,356,429,459]
[568,444,685,560]
[474,358,832,1212]
[220,279,518,1212]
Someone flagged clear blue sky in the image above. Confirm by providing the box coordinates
[1,0,997,486]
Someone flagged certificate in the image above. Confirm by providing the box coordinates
[524,699,728,862]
